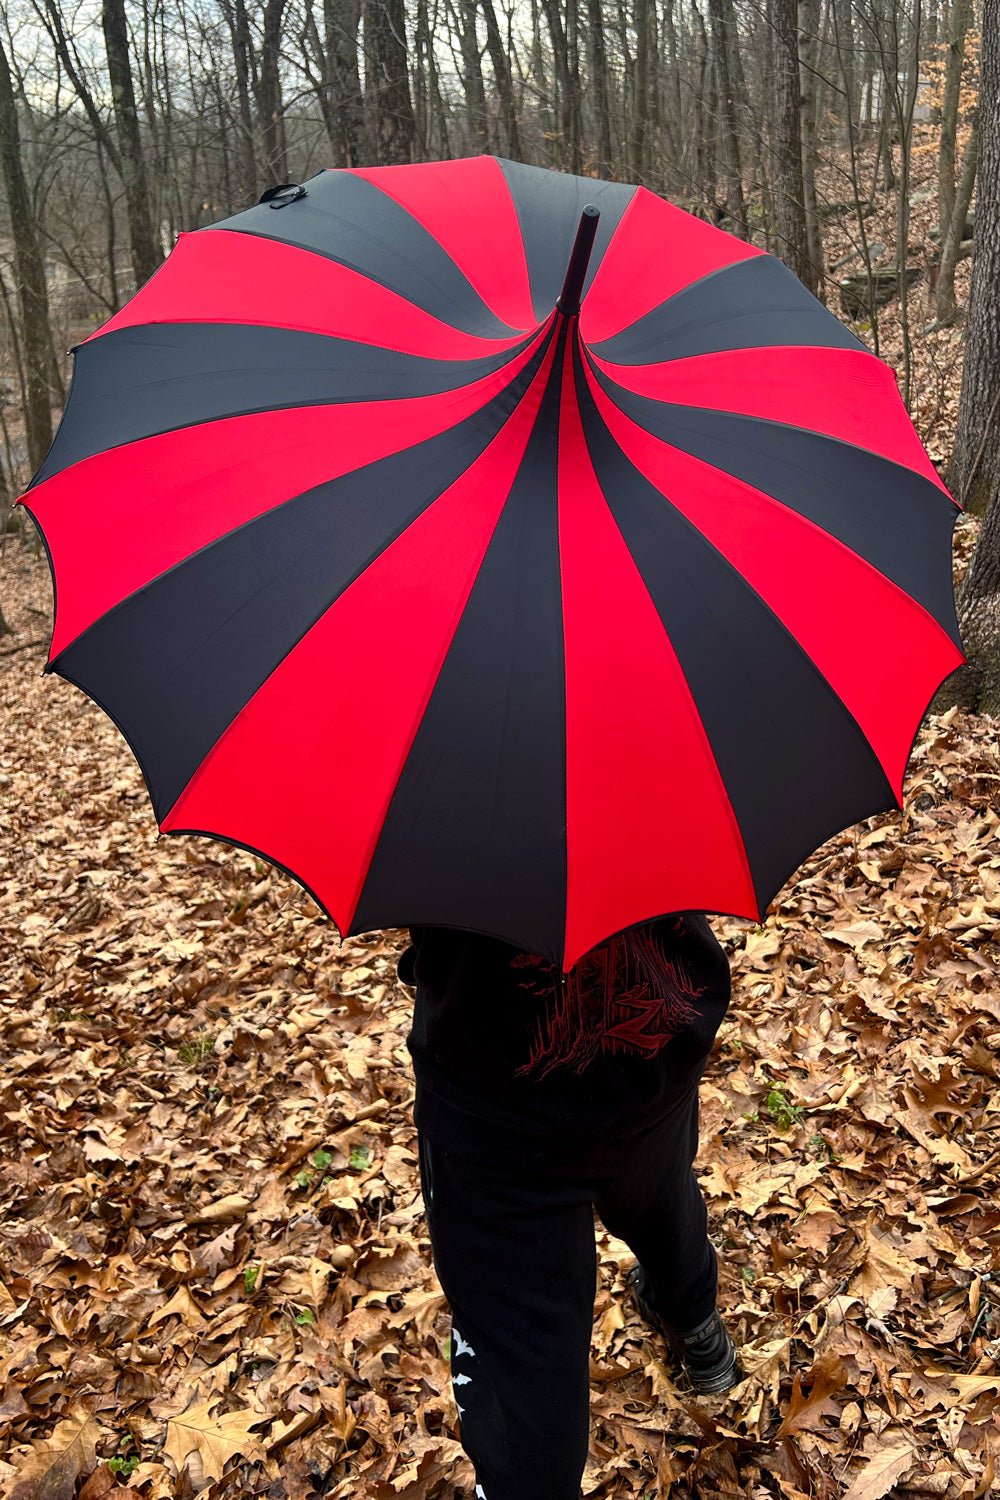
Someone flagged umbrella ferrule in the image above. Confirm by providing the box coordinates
[556,205,600,318]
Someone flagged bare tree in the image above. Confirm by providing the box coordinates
[363,0,415,163]
[103,0,162,283]
[938,0,973,233]
[300,0,366,167]
[709,0,747,233]
[457,0,489,149]
[583,0,612,172]
[949,0,1000,519]
[937,0,1000,714]
[256,0,290,184]
[935,111,979,325]
[0,31,53,472]
[798,0,824,292]
[771,0,818,289]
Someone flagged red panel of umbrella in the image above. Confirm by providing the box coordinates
[17,155,965,970]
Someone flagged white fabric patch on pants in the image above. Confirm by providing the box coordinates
[452,1324,476,1417]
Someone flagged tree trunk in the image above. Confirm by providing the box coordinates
[935,111,979,325]
[708,0,747,235]
[690,0,712,195]
[948,474,1000,712]
[363,0,416,164]
[585,0,614,174]
[304,0,366,167]
[429,0,452,155]
[949,0,1000,517]
[540,0,576,169]
[103,0,162,286]
[662,0,685,182]
[222,0,259,203]
[459,0,489,151]
[772,0,815,289]
[834,0,857,143]
[0,34,53,475]
[255,0,289,186]
[798,0,825,294]
[630,0,650,182]
[528,0,552,161]
[565,0,582,172]
[481,0,522,159]
[939,0,973,236]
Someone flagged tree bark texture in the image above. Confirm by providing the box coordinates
[949,0,1000,517]
[363,0,416,163]
[585,0,614,173]
[0,35,53,474]
[798,0,825,294]
[255,0,290,185]
[459,0,490,151]
[221,0,259,203]
[939,0,974,235]
[102,0,162,285]
[935,111,979,326]
[772,0,816,290]
[709,0,747,234]
[481,0,522,158]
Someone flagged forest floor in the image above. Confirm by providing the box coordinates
[2,538,999,1500]
[2,125,999,1500]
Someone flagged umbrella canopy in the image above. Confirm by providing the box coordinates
[18,156,965,970]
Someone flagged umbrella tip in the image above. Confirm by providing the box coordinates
[556,204,600,319]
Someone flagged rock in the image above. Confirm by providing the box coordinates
[928,212,975,245]
[839,266,923,318]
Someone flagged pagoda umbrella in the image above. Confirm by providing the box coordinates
[17,157,965,972]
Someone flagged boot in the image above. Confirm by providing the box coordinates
[625,1263,743,1395]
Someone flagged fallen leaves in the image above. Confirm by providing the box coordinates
[161,1395,266,1485]
[839,1434,919,1500]
[6,1405,99,1500]
[1,525,999,1499]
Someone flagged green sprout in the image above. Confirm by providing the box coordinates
[763,1083,804,1132]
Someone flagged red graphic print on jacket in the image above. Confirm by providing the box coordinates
[511,918,704,1080]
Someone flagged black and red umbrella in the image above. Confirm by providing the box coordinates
[18,156,965,970]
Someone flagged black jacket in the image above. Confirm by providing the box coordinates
[398,914,732,1171]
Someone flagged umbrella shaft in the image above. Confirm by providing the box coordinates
[557,205,600,318]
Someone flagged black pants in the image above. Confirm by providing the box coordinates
[416,1082,717,1500]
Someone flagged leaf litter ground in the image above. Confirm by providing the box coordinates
[1,533,998,1500]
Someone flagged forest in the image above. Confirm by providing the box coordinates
[0,0,998,1496]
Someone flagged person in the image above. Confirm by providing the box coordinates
[396,912,743,1500]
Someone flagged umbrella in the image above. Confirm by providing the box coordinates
[17,156,965,971]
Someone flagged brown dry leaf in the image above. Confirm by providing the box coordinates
[840,1435,919,1500]
[162,1395,267,1484]
[191,1192,253,1223]
[825,921,885,948]
[7,1404,99,1500]
[777,1354,847,1436]
[77,1462,118,1499]
[849,1224,924,1312]
[146,1284,208,1331]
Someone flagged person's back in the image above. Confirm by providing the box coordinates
[400,912,731,1169]
[398,913,743,1500]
